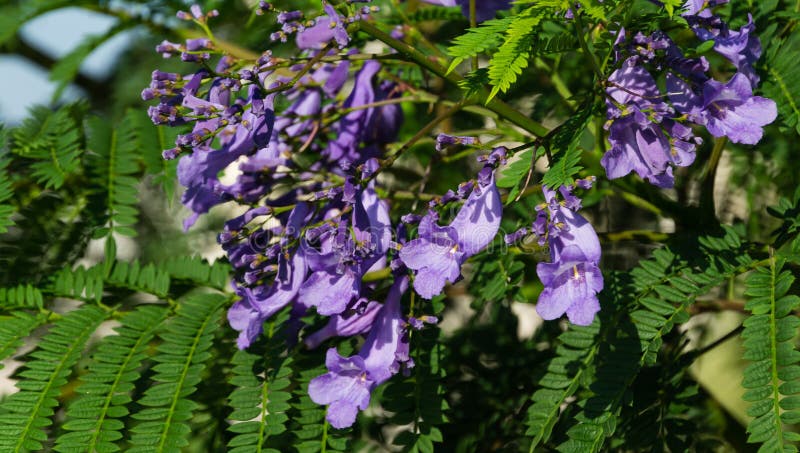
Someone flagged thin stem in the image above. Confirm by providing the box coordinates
[535,57,575,109]
[364,101,466,184]
[261,48,331,96]
[573,13,604,82]
[357,21,550,137]
[469,0,478,71]
[699,137,727,223]
[693,325,743,358]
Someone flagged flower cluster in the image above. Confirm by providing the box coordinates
[603,0,776,188]
[399,165,502,299]
[143,4,511,429]
[506,178,602,325]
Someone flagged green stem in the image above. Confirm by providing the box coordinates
[469,0,478,71]
[699,137,727,223]
[535,57,575,109]
[573,13,603,82]
[767,249,786,452]
[321,419,329,453]
[365,100,466,184]
[691,324,743,358]
[356,21,550,137]
[261,49,331,96]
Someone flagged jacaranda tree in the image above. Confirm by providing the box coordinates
[0,0,799,451]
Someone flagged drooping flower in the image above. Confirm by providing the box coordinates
[297,185,392,315]
[602,58,698,188]
[667,72,777,145]
[308,275,410,429]
[399,167,502,299]
[227,204,311,349]
[435,133,478,152]
[177,87,276,229]
[296,3,350,49]
[316,63,402,168]
[228,250,308,349]
[534,184,603,326]
[304,300,383,349]
[690,13,762,87]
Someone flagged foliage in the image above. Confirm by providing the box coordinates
[0,0,796,452]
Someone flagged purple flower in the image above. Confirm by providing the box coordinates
[421,0,511,22]
[227,204,311,349]
[324,61,387,164]
[228,249,309,349]
[536,246,603,325]
[296,4,350,49]
[602,58,697,188]
[535,185,603,326]
[297,186,392,315]
[681,0,728,17]
[668,72,777,145]
[691,13,761,87]
[435,133,478,152]
[308,276,410,429]
[304,301,383,349]
[177,88,276,229]
[399,169,502,299]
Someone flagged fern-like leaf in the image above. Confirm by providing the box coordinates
[128,293,226,453]
[9,104,84,189]
[486,11,544,100]
[0,128,16,234]
[741,252,800,452]
[106,260,171,298]
[384,325,448,453]
[52,265,104,303]
[0,284,45,310]
[554,228,759,452]
[407,5,465,23]
[88,111,142,238]
[227,309,293,453]
[133,111,178,197]
[290,351,351,453]
[160,256,229,291]
[525,322,601,451]
[762,31,800,135]
[0,305,106,452]
[54,305,169,453]
[0,312,45,369]
[446,17,514,72]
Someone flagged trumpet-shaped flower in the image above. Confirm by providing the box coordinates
[308,276,409,429]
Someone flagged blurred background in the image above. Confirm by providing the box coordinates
[0,7,132,124]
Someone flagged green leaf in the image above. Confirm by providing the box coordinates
[763,31,800,135]
[0,306,106,452]
[486,11,545,100]
[87,110,143,239]
[55,305,169,453]
[9,104,84,189]
[446,17,514,73]
[496,148,534,189]
[128,293,226,453]
[0,129,17,234]
[0,312,45,369]
[227,309,293,452]
[741,255,800,452]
